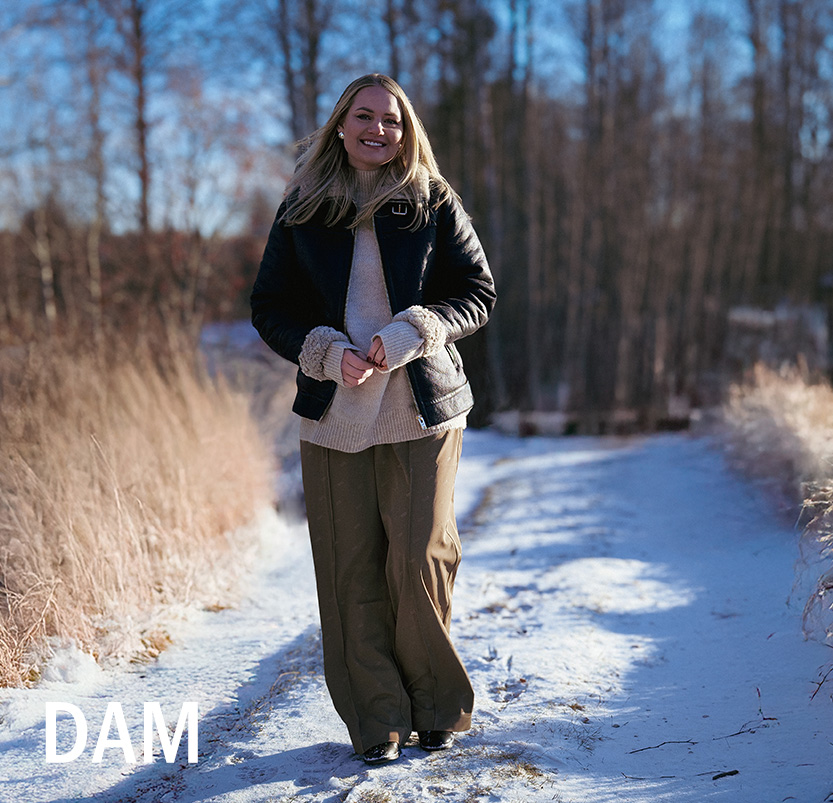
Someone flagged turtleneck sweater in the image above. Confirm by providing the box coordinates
[298,167,467,453]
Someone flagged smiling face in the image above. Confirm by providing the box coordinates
[337,85,404,172]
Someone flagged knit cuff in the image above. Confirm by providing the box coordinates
[391,306,446,358]
[324,340,361,386]
[299,326,348,381]
[373,320,425,371]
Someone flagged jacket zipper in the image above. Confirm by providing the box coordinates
[407,369,428,430]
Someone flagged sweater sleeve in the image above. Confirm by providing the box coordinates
[373,320,425,372]
[321,340,363,386]
[391,305,446,357]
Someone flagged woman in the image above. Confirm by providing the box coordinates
[251,74,495,765]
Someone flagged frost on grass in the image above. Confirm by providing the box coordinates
[416,745,556,801]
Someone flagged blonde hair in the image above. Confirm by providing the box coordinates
[280,74,457,230]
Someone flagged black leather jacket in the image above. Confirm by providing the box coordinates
[250,188,496,428]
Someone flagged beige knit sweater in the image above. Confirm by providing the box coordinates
[298,168,466,453]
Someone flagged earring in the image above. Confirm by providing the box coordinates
[338,131,345,139]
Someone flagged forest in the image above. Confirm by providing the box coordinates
[2,0,833,428]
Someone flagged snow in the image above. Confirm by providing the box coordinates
[0,431,830,803]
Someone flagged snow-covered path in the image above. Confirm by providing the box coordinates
[1,432,830,803]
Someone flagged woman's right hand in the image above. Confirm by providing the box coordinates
[341,349,375,387]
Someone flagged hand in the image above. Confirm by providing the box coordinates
[367,336,388,369]
[341,349,375,387]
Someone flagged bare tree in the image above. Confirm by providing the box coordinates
[275,0,339,139]
[76,0,108,337]
[3,0,833,427]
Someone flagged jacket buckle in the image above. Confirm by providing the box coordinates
[391,202,408,216]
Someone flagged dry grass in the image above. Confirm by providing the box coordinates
[723,363,833,642]
[723,364,833,501]
[0,336,275,686]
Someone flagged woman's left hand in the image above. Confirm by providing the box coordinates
[368,336,388,369]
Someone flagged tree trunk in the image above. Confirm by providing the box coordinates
[130,0,151,240]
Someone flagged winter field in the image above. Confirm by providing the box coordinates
[0,427,830,803]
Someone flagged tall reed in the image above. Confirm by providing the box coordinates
[0,337,273,686]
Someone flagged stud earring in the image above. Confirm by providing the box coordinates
[338,131,345,139]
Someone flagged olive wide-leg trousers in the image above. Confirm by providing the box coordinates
[300,429,474,754]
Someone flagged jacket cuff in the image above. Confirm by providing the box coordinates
[392,306,446,358]
[374,320,425,371]
[299,325,348,381]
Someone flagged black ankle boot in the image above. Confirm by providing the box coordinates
[417,731,454,751]
[362,741,401,764]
